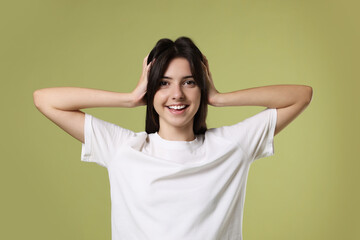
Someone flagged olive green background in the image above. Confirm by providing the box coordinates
[1,0,359,239]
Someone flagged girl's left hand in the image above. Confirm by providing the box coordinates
[201,54,220,106]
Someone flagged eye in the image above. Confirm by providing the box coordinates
[184,80,196,86]
[159,81,169,86]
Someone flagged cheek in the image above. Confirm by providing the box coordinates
[153,92,166,109]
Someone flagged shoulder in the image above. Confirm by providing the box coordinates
[84,112,141,142]
[204,108,276,141]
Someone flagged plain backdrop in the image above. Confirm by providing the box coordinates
[1,0,359,239]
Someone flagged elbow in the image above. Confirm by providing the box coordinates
[33,90,40,108]
[304,85,313,104]
[298,85,313,105]
[33,89,46,109]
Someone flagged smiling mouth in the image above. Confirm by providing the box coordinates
[166,105,189,111]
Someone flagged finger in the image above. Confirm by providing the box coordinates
[202,60,209,70]
[201,61,208,72]
[146,60,154,72]
[143,56,148,68]
[145,56,155,68]
[202,54,208,63]
[201,62,206,71]
[203,56,209,66]
[149,58,155,67]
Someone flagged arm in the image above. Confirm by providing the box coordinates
[33,88,134,144]
[201,55,313,136]
[209,85,312,109]
[33,54,155,143]
[33,87,136,110]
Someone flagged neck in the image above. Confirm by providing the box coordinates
[158,125,195,141]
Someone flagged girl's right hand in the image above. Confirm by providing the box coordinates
[131,54,155,107]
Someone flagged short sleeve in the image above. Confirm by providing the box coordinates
[81,113,135,168]
[241,108,277,162]
[211,108,277,163]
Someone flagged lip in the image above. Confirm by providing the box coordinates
[166,104,189,107]
[166,104,189,115]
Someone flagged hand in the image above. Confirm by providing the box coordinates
[201,54,220,106]
[131,54,155,107]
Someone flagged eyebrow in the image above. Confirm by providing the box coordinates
[161,75,194,80]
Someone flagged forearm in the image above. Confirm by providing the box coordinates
[213,84,313,108]
[33,87,135,111]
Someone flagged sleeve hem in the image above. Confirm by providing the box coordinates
[265,108,277,157]
[266,108,277,157]
[252,108,277,162]
[81,113,93,162]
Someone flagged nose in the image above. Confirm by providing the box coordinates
[171,83,185,100]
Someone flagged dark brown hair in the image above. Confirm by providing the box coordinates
[145,36,208,134]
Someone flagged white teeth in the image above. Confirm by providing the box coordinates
[168,105,186,110]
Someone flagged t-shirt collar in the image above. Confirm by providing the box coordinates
[151,132,202,150]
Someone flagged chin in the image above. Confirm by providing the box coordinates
[161,118,194,130]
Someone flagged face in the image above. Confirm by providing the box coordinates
[153,57,201,133]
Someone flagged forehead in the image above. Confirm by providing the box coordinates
[163,57,192,76]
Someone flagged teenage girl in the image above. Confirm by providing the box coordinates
[33,36,312,240]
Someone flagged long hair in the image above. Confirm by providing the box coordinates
[145,36,208,134]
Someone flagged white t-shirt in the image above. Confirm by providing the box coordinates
[81,108,277,240]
